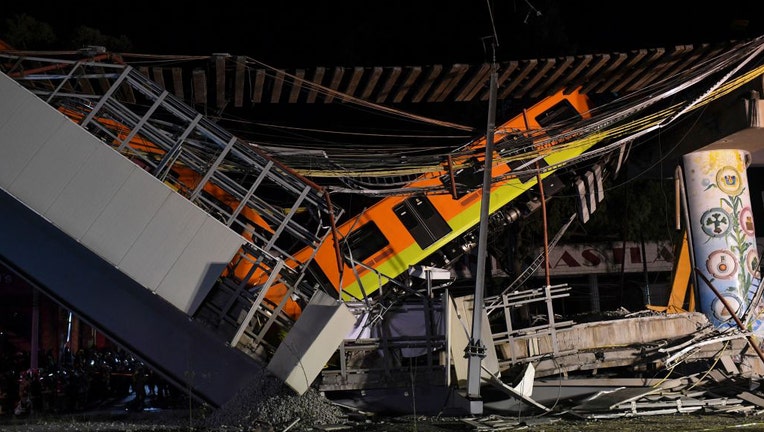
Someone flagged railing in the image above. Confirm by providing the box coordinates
[486,283,576,365]
[0,53,344,363]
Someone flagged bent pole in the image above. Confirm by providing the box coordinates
[694,268,764,365]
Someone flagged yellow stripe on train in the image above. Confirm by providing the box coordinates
[340,132,607,300]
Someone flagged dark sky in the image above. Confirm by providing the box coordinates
[2,0,763,67]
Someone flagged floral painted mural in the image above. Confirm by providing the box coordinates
[683,149,763,332]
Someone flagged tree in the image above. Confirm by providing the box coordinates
[68,26,133,52]
[1,14,133,52]
[3,14,55,50]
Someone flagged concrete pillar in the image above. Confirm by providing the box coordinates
[589,274,600,313]
[683,149,762,331]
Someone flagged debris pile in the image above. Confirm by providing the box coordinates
[201,369,347,431]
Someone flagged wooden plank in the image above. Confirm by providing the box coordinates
[392,66,421,103]
[664,44,724,81]
[534,377,687,389]
[119,80,136,104]
[530,56,574,98]
[61,77,77,96]
[306,66,325,103]
[720,355,739,375]
[107,40,742,111]
[427,65,456,102]
[375,66,401,103]
[35,78,55,98]
[436,64,470,102]
[342,66,364,101]
[360,66,383,100]
[252,68,265,103]
[707,369,727,383]
[152,67,165,89]
[565,54,611,95]
[611,48,666,93]
[192,68,207,104]
[324,67,345,103]
[596,49,648,94]
[517,58,556,98]
[498,59,538,99]
[739,391,764,408]
[433,64,470,102]
[412,64,442,102]
[455,63,490,102]
[288,69,305,103]
[75,77,94,96]
[581,52,627,94]
[271,69,285,103]
[96,67,111,94]
[556,54,593,95]
[625,45,690,91]
[171,67,184,100]
[215,55,226,109]
[492,60,519,99]
[424,68,452,102]
[234,56,245,107]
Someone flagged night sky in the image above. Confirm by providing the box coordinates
[2,0,763,67]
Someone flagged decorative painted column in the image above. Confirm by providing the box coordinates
[683,149,762,331]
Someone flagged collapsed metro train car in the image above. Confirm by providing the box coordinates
[57,87,599,317]
[284,88,598,302]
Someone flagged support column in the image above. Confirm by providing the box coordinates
[589,274,600,313]
[682,149,762,331]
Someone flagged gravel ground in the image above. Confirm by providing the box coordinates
[3,369,764,431]
[4,409,764,432]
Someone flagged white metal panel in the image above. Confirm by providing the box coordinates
[0,71,249,317]
[10,118,99,214]
[0,85,75,193]
[267,291,356,395]
[0,74,43,130]
[80,168,172,265]
[119,192,208,292]
[0,98,53,187]
[154,215,245,314]
[449,295,500,389]
[46,144,137,240]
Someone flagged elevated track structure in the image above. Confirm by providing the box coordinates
[1,35,764,412]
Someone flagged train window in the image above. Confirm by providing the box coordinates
[394,196,452,250]
[507,157,549,183]
[342,222,389,263]
[439,157,483,198]
[535,99,583,128]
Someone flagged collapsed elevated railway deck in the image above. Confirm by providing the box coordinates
[2,36,764,413]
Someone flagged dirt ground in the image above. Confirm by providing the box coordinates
[3,410,764,432]
[3,381,764,432]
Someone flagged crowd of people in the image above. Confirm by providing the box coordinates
[0,346,183,417]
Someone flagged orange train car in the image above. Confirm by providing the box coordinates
[55,106,304,313]
[285,87,599,301]
[58,88,600,318]
[57,106,274,234]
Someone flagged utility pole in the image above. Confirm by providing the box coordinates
[465,40,498,415]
